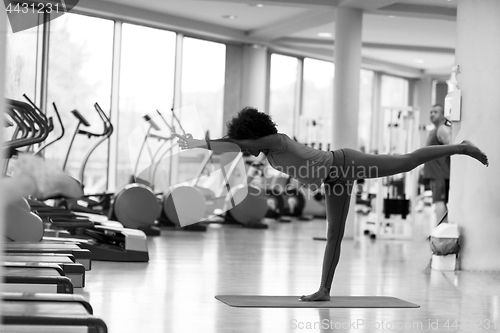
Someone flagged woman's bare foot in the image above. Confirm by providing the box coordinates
[461,140,489,166]
[299,287,330,302]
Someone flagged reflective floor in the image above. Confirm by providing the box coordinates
[79,207,500,333]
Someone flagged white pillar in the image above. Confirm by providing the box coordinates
[413,76,433,148]
[223,45,243,135]
[450,0,500,271]
[332,7,362,149]
[241,45,269,113]
[332,7,363,239]
[108,21,122,191]
[370,73,382,153]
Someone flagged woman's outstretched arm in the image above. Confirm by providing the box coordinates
[175,133,282,152]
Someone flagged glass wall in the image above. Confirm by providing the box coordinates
[269,55,375,152]
[165,37,226,187]
[381,74,408,108]
[180,37,225,139]
[269,54,298,137]
[4,18,41,161]
[301,58,334,149]
[117,24,176,188]
[359,69,374,152]
[4,22,40,101]
[45,13,114,193]
[3,10,414,193]
[380,75,410,155]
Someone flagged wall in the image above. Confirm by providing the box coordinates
[450,0,500,271]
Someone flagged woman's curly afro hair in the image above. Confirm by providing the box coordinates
[226,107,278,140]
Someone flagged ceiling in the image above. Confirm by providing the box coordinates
[81,0,458,79]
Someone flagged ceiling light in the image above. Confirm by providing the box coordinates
[413,59,424,64]
[222,15,237,19]
[250,3,264,7]
[388,15,396,18]
[318,32,332,38]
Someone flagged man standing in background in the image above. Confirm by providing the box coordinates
[424,104,452,225]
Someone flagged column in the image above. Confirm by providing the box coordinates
[0,3,7,304]
[370,73,382,153]
[223,44,269,134]
[449,0,500,271]
[332,7,362,149]
[412,76,433,148]
[241,44,269,113]
[222,45,243,135]
[332,7,363,239]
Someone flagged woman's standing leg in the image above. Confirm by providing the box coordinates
[300,179,354,301]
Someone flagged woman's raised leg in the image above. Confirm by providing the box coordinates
[335,141,488,182]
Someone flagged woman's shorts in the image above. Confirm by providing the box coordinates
[323,149,346,184]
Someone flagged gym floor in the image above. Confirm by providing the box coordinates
[79,207,500,333]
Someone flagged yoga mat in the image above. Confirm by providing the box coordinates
[215,295,419,308]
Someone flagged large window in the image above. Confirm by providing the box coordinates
[359,69,374,152]
[269,56,373,151]
[381,74,408,108]
[301,58,334,149]
[180,37,225,139]
[380,75,410,155]
[118,24,176,188]
[4,11,401,194]
[4,18,41,161]
[45,13,114,193]
[168,37,226,187]
[269,54,298,136]
[4,22,40,101]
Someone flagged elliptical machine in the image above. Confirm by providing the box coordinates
[60,104,161,235]
[190,131,269,229]
[4,98,53,242]
[147,109,209,231]
[4,98,149,261]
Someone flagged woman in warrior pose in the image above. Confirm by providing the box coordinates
[175,107,488,302]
